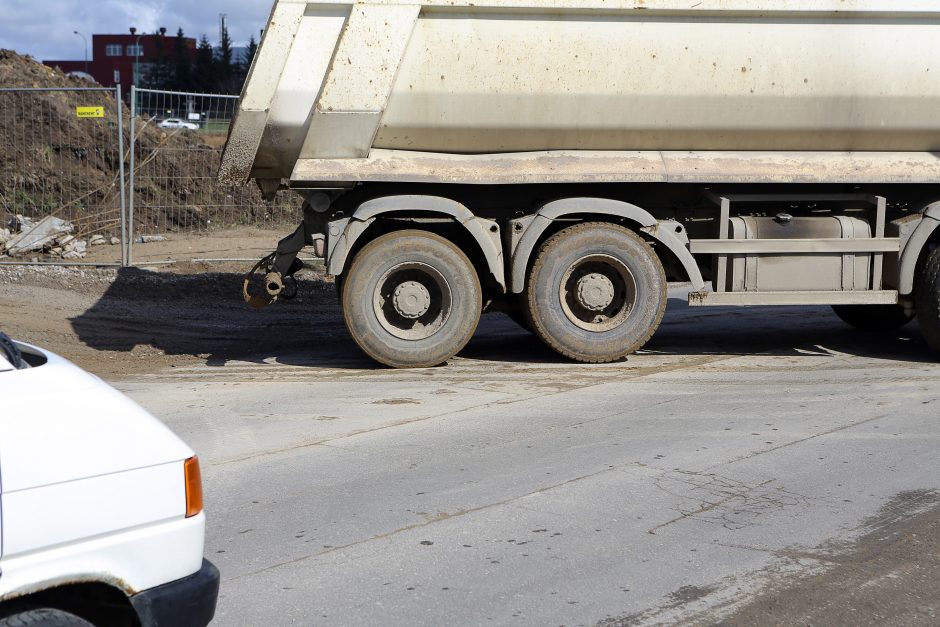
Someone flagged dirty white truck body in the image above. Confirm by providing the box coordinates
[222,0,940,367]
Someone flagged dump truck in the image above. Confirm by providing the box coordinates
[221,0,940,368]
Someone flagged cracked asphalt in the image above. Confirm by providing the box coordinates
[6,268,936,625]
[109,286,940,625]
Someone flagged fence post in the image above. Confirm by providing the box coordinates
[128,85,137,267]
[116,84,128,267]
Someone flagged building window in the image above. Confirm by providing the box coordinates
[114,70,121,84]
[105,44,123,57]
[127,44,144,57]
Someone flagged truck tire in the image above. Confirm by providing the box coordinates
[831,305,914,331]
[525,222,667,363]
[341,230,482,368]
[916,246,940,352]
[0,609,94,627]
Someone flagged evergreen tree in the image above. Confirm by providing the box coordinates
[144,31,173,89]
[243,35,258,70]
[233,35,259,92]
[193,35,216,92]
[173,28,192,92]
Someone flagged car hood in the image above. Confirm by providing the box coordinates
[0,343,193,493]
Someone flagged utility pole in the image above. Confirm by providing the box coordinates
[73,31,88,76]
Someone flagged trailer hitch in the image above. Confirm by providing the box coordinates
[243,195,331,308]
[242,252,303,309]
[242,225,307,308]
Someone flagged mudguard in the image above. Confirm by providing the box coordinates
[326,195,505,291]
[898,201,940,296]
[508,198,705,293]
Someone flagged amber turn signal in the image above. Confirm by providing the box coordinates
[184,456,203,518]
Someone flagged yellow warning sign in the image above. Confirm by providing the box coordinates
[76,106,105,119]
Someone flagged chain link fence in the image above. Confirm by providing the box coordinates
[128,87,299,264]
[0,87,127,265]
[0,85,302,267]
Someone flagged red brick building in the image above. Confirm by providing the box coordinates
[44,29,196,87]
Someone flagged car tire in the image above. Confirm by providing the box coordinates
[0,609,94,627]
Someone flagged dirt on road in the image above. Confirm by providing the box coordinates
[612,490,940,626]
[716,491,940,627]
[0,263,342,378]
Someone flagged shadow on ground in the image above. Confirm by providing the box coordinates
[465,295,935,365]
[70,269,936,369]
[69,268,368,369]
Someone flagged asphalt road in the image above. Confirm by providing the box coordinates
[116,288,940,626]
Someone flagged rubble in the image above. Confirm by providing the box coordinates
[89,234,107,246]
[0,214,89,259]
[61,239,88,259]
[137,234,169,243]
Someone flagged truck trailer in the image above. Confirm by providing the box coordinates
[221,0,940,368]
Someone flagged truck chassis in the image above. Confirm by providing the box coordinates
[246,178,940,367]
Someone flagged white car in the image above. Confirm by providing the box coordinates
[0,335,218,627]
[158,118,199,130]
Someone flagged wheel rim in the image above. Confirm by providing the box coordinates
[373,262,452,340]
[558,254,637,332]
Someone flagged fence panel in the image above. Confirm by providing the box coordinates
[129,88,299,264]
[0,87,126,265]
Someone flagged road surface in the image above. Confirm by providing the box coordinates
[109,287,940,625]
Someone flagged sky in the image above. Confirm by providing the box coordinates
[0,0,272,61]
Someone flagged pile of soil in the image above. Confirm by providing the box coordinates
[0,50,284,240]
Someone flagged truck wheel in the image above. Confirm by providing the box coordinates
[341,230,482,368]
[831,305,914,331]
[0,609,94,627]
[916,246,940,352]
[526,223,667,363]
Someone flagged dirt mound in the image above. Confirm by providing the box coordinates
[0,50,275,243]
[0,49,89,88]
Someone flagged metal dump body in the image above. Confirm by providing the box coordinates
[221,0,940,186]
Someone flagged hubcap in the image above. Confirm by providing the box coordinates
[576,272,615,312]
[393,280,431,319]
[373,262,452,341]
[559,254,637,333]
